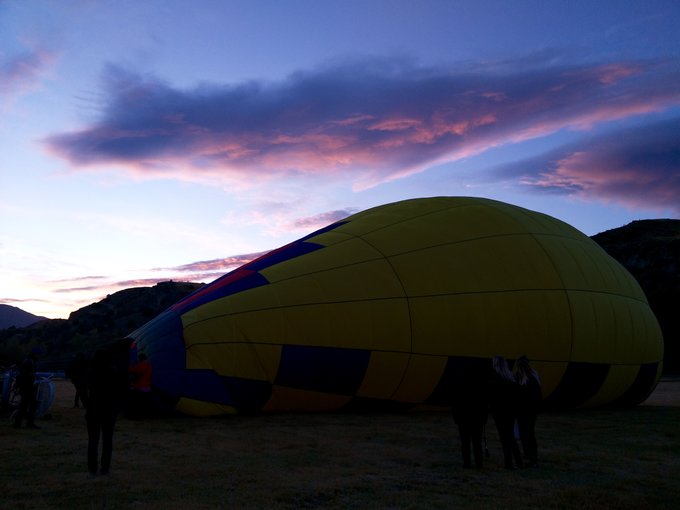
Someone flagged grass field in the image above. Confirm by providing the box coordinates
[1,380,679,509]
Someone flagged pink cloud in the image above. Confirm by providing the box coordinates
[42,58,680,189]
[54,276,203,295]
[0,297,49,305]
[503,117,680,213]
[292,209,358,230]
[0,48,55,98]
[162,253,268,273]
[50,251,274,297]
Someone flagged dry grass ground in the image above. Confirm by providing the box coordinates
[1,380,679,509]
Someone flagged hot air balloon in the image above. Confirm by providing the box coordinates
[129,197,663,416]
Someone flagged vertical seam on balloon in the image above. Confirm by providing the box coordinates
[335,229,414,403]
[495,202,576,375]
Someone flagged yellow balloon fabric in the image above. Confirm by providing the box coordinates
[130,197,663,416]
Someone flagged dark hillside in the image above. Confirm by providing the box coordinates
[0,304,47,329]
[0,281,203,369]
[592,219,680,373]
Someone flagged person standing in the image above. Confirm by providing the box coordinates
[515,356,542,467]
[489,355,523,469]
[12,347,42,429]
[85,348,126,475]
[66,352,89,408]
[451,364,489,468]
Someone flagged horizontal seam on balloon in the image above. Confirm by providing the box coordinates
[260,232,598,286]
[179,288,651,328]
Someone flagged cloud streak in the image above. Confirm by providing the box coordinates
[160,252,268,274]
[44,57,680,189]
[51,250,268,296]
[292,209,357,229]
[498,117,680,212]
[0,48,55,101]
[48,204,364,299]
[43,202,364,307]
[53,276,202,294]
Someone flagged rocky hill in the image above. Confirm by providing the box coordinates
[0,281,202,369]
[592,219,680,373]
[0,304,47,329]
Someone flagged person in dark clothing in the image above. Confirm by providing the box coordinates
[66,352,89,408]
[85,348,127,475]
[13,347,42,429]
[514,356,542,467]
[451,364,489,468]
[489,355,523,469]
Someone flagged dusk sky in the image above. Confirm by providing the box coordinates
[2,1,679,319]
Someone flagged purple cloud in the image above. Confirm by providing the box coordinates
[52,251,269,295]
[50,275,108,283]
[54,276,203,294]
[498,117,680,212]
[0,48,55,98]
[0,297,49,305]
[292,209,358,229]
[44,57,680,188]
[161,252,268,273]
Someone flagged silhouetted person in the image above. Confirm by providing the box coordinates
[128,352,153,419]
[490,355,523,469]
[85,348,126,475]
[66,352,89,408]
[515,355,542,467]
[13,347,42,429]
[109,338,133,410]
[451,364,489,468]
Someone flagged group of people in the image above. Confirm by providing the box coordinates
[452,355,542,470]
[14,342,153,477]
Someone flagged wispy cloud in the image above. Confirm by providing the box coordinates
[44,56,680,189]
[48,205,365,297]
[497,117,680,212]
[159,252,268,273]
[50,275,108,283]
[50,251,268,296]
[220,202,359,237]
[0,297,49,305]
[292,209,357,229]
[53,276,201,295]
[35,203,362,311]
[0,48,55,100]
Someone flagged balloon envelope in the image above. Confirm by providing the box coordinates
[129,197,663,416]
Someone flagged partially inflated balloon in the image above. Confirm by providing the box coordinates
[129,197,663,416]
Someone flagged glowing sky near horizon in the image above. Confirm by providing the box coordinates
[1,0,679,319]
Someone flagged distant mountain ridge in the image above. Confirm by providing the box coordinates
[1,219,679,372]
[0,304,47,329]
